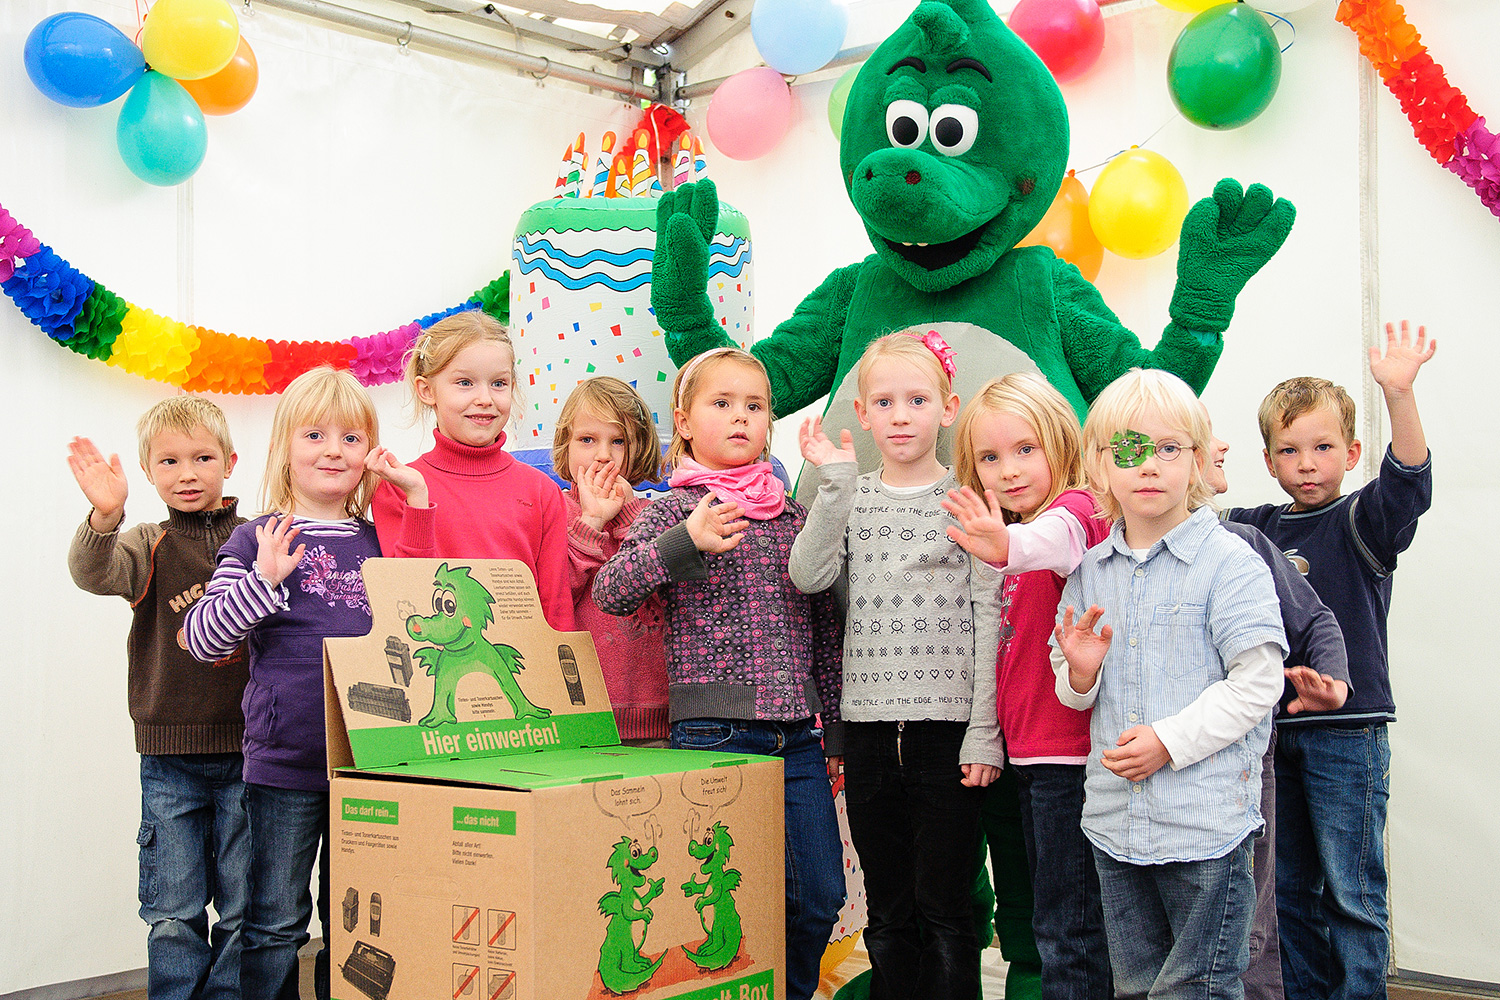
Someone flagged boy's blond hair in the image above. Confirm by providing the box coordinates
[1257,376,1357,447]
[666,348,773,469]
[136,395,234,466]
[856,328,953,400]
[261,367,380,518]
[552,377,665,486]
[954,373,1086,524]
[1082,369,1213,523]
[404,311,524,429]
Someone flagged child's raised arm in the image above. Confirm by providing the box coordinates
[365,446,429,510]
[943,486,1011,566]
[67,436,128,533]
[1370,320,1435,467]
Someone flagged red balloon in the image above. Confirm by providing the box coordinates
[1008,0,1106,83]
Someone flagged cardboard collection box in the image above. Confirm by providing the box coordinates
[325,558,785,1000]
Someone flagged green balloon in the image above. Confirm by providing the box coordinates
[827,64,859,139]
[1167,3,1282,130]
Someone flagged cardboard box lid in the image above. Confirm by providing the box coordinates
[326,558,621,771]
[348,745,766,791]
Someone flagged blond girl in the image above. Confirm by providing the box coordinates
[184,367,383,1000]
[366,311,574,629]
[592,347,844,1000]
[945,372,1114,1000]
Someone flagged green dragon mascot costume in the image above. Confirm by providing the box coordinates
[651,0,1294,994]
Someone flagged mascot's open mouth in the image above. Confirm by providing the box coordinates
[882,220,990,270]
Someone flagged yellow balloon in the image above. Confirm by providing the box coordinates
[1087,147,1189,260]
[1153,0,1223,11]
[142,0,240,81]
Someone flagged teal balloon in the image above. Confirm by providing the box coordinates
[827,65,858,139]
[117,71,208,186]
[1167,4,1282,130]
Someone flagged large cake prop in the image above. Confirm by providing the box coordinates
[507,129,754,478]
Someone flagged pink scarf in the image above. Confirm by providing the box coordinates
[669,456,786,520]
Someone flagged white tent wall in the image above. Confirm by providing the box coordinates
[0,0,1494,993]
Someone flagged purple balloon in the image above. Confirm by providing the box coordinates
[25,12,146,108]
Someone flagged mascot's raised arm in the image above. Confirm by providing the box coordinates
[651,0,1294,489]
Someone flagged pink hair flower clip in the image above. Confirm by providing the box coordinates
[920,329,957,378]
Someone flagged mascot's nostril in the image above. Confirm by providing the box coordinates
[906,170,921,185]
[410,621,422,635]
[865,168,874,181]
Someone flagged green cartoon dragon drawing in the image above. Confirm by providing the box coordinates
[597,837,666,995]
[681,821,743,971]
[404,563,551,728]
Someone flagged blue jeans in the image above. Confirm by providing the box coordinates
[844,721,983,1000]
[242,783,330,1000]
[1274,724,1390,1000]
[1014,763,1111,1000]
[139,753,250,1000]
[1094,835,1256,1000]
[670,718,844,1000]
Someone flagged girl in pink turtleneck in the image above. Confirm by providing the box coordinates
[366,311,575,631]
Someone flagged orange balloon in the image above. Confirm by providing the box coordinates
[180,36,257,115]
[1018,170,1103,281]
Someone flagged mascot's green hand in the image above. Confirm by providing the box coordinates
[1170,178,1296,334]
[651,180,727,361]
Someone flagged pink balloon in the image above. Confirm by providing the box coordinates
[1008,0,1106,83]
[707,67,794,161]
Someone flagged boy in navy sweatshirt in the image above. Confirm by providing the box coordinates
[1225,321,1435,1000]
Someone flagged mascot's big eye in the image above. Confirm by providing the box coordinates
[431,591,444,615]
[930,104,978,156]
[885,100,929,149]
[630,843,641,858]
[442,592,457,617]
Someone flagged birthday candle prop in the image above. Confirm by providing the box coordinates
[565,132,587,198]
[691,136,709,181]
[590,132,616,198]
[629,130,655,198]
[608,151,632,198]
[672,134,693,188]
[552,136,576,199]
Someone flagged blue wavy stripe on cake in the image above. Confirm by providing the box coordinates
[514,233,747,269]
[512,249,750,291]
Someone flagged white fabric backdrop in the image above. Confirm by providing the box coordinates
[1,0,1494,992]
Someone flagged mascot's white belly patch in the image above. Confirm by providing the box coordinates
[793,323,1042,500]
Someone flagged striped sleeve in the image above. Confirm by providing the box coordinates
[183,552,289,662]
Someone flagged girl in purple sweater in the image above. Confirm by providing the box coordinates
[592,348,844,1000]
[185,367,382,1000]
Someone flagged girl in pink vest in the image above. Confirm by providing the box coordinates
[945,372,1115,1000]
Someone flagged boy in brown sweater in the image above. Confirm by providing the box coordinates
[67,396,249,1000]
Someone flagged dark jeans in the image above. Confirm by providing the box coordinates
[671,717,843,1000]
[844,721,983,1000]
[138,753,250,1000]
[1014,763,1111,1000]
[242,783,330,1000]
[1245,731,1283,1000]
[1094,836,1257,1000]
[1275,724,1391,1000]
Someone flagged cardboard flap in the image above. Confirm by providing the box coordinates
[326,558,620,769]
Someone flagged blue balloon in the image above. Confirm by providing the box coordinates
[117,72,208,186]
[751,0,849,76]
[24,12,145,108]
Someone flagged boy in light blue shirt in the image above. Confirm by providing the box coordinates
[1052,370,1287,1000]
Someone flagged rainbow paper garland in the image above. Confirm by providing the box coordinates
[1336,0,1500,219]
[0,199,509,393]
